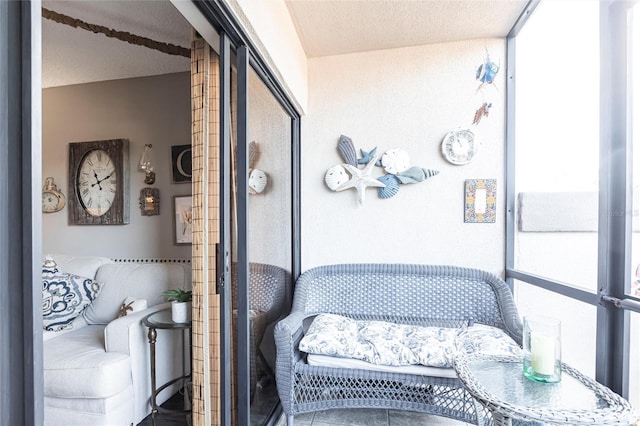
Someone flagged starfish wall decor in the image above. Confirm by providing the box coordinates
[324,135,439,205]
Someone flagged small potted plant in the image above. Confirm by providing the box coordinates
[162,288,192,323]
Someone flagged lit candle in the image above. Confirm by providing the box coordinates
[530,332,556,375]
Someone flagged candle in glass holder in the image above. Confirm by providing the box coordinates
[523,315,561,383]
[531,332,556,375]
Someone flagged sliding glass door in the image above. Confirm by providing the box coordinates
[244,65,293,424]
[225,43,296,426]
[187,2,300,423]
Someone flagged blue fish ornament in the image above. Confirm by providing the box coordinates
[476,49,500,90]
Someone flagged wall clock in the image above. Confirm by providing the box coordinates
[42,177,66,213]
[68,139,130,225]
[441,129,479,165]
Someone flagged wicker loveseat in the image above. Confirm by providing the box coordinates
[274,264,523,425]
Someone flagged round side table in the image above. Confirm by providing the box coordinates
[142,308,192,425]
[453,354,638,426]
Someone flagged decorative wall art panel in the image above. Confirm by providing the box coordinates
[171,144,192,184]
[324,135,439,205]
[464,179,496,223]
[173,195,193,245]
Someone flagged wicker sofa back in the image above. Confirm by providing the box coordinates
[275,264,522,425]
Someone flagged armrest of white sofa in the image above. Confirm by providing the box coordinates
[104,303,168,353]
[104,303,186,424]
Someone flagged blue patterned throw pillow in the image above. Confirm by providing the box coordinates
[42,267,102,332]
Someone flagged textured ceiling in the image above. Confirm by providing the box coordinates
[285,0,530,58]
[42,0,529,88]
[42,0,192,88]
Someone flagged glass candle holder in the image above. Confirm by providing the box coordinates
[523,315,562,383]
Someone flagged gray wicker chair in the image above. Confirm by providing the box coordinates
[274,264,522,425]
[232,262,289,400]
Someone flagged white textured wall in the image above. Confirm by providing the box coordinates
[302,39,506,275]
[224,0,308,114]
[42,72,192,259]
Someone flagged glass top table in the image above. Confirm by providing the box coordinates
[453,354,637,426]
[142,308,192,330]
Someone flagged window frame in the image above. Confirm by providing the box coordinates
[505,0,639,398]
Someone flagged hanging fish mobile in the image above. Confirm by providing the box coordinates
[476,48,500,91]
[324,135,439,205]
[472,102,492,126]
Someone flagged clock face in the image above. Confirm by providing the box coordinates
[441,129,478,165]
[76,149,117,217]
[42,192,61,213]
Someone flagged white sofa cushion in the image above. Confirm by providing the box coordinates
[48,254,113,279]
[43,325,131,399]
[45,384,133,415]
[306,353,459,379]
[42,269,102,332]
[44,385,134,426]
[84,263,188,325]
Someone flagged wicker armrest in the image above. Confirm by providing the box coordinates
[275,311,306,354]
[275,311,306,412]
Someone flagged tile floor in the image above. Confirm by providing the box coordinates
[276,409,467,426]
[137,393,468,426]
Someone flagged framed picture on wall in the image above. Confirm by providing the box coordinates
[173,195,193,245]
[171,145,192,184]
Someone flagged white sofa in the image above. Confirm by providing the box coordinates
[42,254,191,426]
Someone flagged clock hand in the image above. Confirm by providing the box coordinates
[96,173,112,184]
[91,170,103,190]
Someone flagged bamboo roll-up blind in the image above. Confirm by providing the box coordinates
[191,34,222,426]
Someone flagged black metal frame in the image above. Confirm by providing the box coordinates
[0,1,43,425]
[236,44,251,424]
[220,31,233,426]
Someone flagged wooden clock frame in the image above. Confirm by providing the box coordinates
[68,139,130,225]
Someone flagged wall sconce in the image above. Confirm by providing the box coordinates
[139,187,160,216]
[138,144,156,184]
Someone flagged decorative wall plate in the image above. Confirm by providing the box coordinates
[441,129,478,165]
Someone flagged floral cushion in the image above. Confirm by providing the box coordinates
[455,323,522,357]
[299,314,521,368]
[299,314,460,367]
[42,266,102,332]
